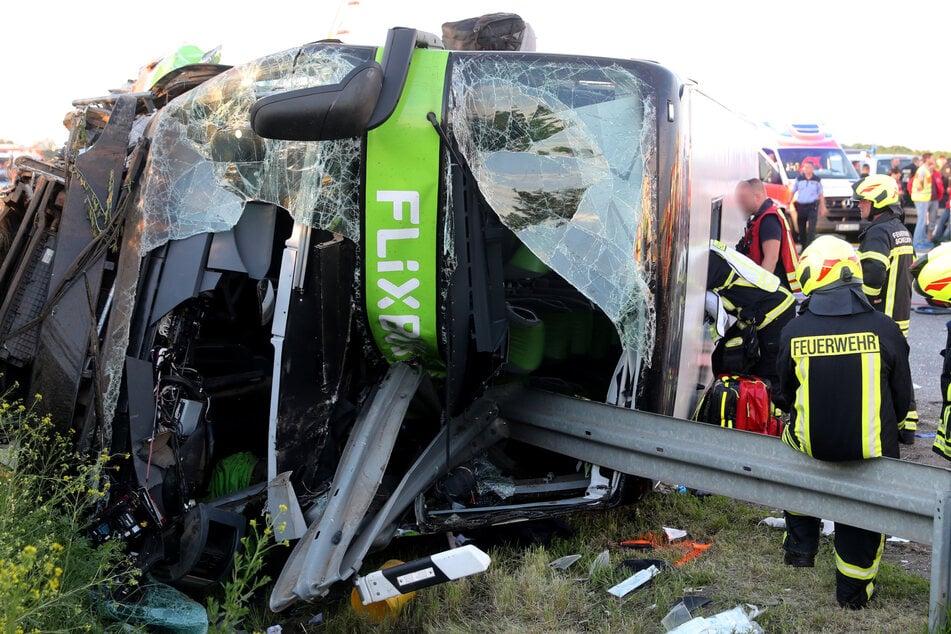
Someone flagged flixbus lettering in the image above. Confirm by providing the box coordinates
[374,190,423,358]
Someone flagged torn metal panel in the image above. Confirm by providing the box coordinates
[137,44,375,254]
[448,55,657,358]
[270,362,422,611]
[31,95,137,430]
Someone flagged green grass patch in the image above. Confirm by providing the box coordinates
[0,397,132,632]
[313,492,932,633]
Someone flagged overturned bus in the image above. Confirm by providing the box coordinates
[0,27,760,610]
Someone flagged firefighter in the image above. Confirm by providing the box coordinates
[776,236,912,609]
[735,178,801,292]
[910,243,951,461]
[706,239,796,388]
[853,174,918,444]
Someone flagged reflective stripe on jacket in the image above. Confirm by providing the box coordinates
[858,213,915,336]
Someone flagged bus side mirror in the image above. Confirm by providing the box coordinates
[250,62,383,141]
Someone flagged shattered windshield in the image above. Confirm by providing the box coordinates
[137,43,375,253]
[448,55,657,356]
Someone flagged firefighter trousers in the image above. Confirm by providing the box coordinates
[936,321,951,461]
[783,511,884,609]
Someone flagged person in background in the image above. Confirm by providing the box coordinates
[941,155,951,197]
[735,178,801,292]
[935,192,951,244]
[853,175,918,443]
[933,157,949,239]
[908,156,921,181]
[860,164,871,178]
[888,167,903,188]
[852,160,862,173]
[910,153,938,250]
[934,157,951,243]
[902,156,920,208]
[776,236,911,609]
[789,159,825,248]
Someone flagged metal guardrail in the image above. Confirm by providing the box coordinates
[498,389,951,633]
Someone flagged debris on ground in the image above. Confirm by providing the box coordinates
[662,601,694,630]
[590,550,612,576]
[760,516,834,535]
[675,595,713,611]
[617,558,672,574]
[98,580,209,633]
[619,530,714,566]
[607,564,661,598]
[350,559,418,623]
[666,604,765,633]
[663,526,688,541]
[673,541,713,567]
[550,554,582,570]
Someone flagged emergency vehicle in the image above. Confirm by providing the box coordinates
[761,122,862,238]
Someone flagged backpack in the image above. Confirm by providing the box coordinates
[694,374,782,436]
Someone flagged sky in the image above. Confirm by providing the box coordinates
[4,1,951,149]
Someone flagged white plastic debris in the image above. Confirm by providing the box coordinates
[887,536,910,543]
[662,602,693,630]
[663,526,688,542]
[607,564,661,597]
[590,550,611,576]
[759,516,833,535]
[759,516,785,529]
[667,604,764,634]
[550,554,582,570]
[266,626,283,634]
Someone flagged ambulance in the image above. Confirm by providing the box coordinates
[760,122,862,239]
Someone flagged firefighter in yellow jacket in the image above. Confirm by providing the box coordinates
[853,175,918,444]
[910,243,951,461]
[776,236,912,609]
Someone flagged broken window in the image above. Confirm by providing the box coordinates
[137,43,375,254]
[448,55,657,358]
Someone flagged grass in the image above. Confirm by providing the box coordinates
[0,397,131,632]
[300,492,932,634]
[0,394,934,632]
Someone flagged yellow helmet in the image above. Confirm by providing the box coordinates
[852,174,901,209]
[795,235,863,295]
[912,243,951,306]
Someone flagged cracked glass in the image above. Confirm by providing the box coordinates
[448,55,656,357]
[137,43,375,253]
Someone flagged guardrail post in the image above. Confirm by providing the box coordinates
[931,491,951,633]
